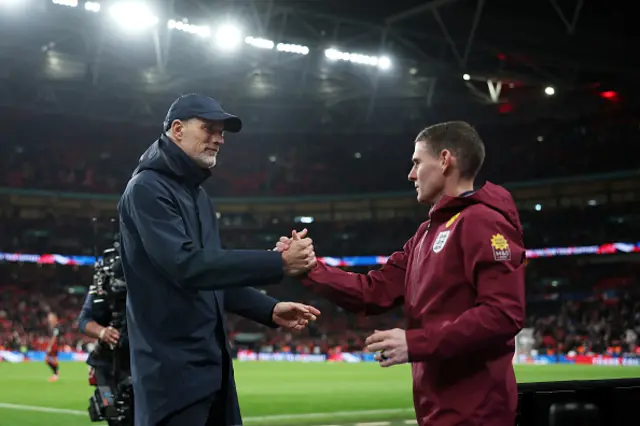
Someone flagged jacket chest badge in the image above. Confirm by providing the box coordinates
[432,230,451,253]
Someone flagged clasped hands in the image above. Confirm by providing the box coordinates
[271,230,407,365]
[274,228,317,277]
[268,229,320,333]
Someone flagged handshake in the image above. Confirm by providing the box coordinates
[274,229,316,277]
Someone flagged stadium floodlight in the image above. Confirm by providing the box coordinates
[0,0,26,7]
[214,24,242,50]
[52,0,78,7]
[167,19,210,37]
[85,1,100,12]
[245,36,274,50]
[294,216,315,224]
[276,43,309,55]
[109,2,158,32]
[324,48,391,69]
[377,56,391,70]
[544,86,555,95]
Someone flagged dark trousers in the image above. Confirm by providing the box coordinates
[158,391,228,426]
[159,318,234,426]
[159,353,233,426]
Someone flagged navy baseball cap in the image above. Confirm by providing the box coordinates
[163,94,242,133]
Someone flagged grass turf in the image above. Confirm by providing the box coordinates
[1,361,639,426]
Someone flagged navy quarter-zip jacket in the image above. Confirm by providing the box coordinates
[118,134,284,426]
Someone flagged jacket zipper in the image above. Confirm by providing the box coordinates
[411,222,430,305]
[191,188,204,249]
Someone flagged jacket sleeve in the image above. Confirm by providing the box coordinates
[300,224,424,315]
[406,213,525,361]
[121,180,284,290]
[224,288,280,329]
[77,293,94,334]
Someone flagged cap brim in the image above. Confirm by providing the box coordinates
[198,112,243,133]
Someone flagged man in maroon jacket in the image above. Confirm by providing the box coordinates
[276,121,526,426]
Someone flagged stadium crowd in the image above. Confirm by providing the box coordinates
[0,110,638,197]
[1,110,639,360]
[1,257,639,357]
[1,200,639,257]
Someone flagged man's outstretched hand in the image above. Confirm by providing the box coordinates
[272,302,321,332]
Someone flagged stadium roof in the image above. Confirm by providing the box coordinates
[0,0,637,132]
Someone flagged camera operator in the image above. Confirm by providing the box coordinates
[78,252,132,426]
[78,280,120,384]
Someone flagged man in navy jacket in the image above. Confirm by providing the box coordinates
[118,94,320,426]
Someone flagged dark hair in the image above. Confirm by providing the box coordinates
[415,121,485,179]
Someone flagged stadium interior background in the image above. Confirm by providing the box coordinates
[1,0,639,425]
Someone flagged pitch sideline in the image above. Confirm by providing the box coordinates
[0,402,414,422]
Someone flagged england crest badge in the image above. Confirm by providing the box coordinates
[432,230,450,253]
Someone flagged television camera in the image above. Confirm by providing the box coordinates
[87,245,133,426]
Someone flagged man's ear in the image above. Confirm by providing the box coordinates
[169,120,184,141]
[441,149,452,174]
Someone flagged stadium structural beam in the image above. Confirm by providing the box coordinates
[157,0,177,73]
[463,80,494,104]
[432,0,485,69]
[152,29,164,74]
[426,78,437,107]
[279,2,501,83]
[547,0,584,35]
[318,8,633,78]
[486,80,502,103]
[385,0,464,25]
[88,26,106,86]
[364,28,389,122]
[388,31,450,69]
[276,6,385,38]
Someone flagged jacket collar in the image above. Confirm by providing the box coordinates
[158,133,212,187]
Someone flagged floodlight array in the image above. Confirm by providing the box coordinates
[53,0,78,7]
[245,37,275,50]
[84,1,99,12]
[108,1,158,31]
[276,43,309,55]
[167,19,210,38]
[324,48,391,70]
[45,0,392,69]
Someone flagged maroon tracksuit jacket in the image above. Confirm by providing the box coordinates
[301,182,526,425]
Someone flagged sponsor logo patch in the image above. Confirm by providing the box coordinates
[490,234,511,261]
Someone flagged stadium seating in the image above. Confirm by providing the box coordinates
[1,109,639,426]
[1,109,639,197]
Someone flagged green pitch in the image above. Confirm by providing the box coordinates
[1,362,639,426]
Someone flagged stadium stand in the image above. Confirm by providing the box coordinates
[2,0,640,424]
[2,122,639,356]
[1,111,639,370]
[1,109,639,197]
